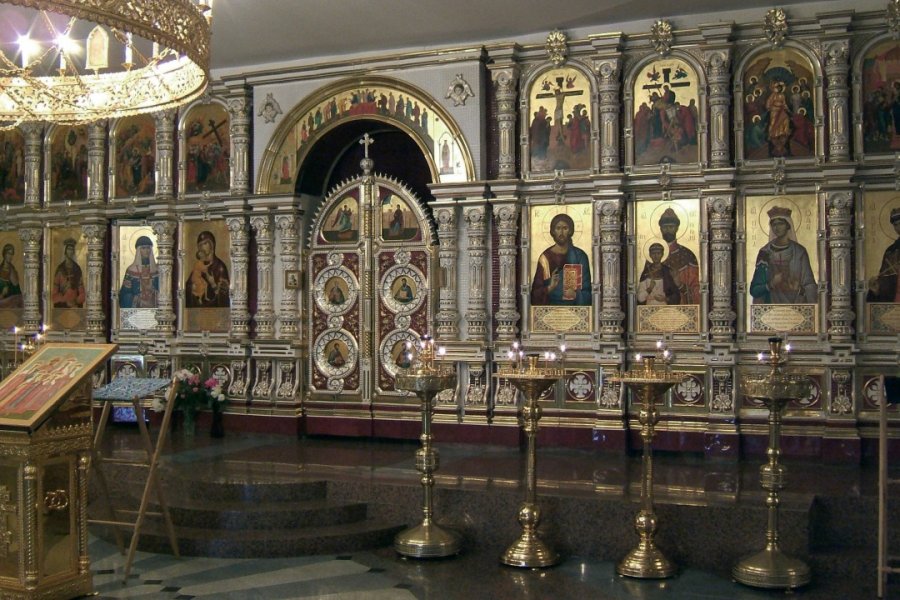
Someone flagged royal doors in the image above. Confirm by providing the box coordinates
[305,175,434,436]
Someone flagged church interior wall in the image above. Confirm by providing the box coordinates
[0,0,898,462]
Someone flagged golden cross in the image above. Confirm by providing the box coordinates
[359,133,374,159]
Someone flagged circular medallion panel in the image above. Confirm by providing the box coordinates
[314,330,357,379]
[380,265,426,315]
[314,267,359,315]
[380,329,420,379]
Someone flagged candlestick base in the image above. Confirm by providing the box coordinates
[733,547,810,589]
[394,522,462,558]
[500,533,559,569]
[616,539,675,579]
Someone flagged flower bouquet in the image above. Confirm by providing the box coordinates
[172,369,227,437]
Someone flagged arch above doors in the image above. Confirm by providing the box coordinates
[257,76,476,194]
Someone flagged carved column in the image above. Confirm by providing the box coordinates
[434,205,459,339]
[704,49,732,168]
[596,58,621,174]
[18,227,41,331]
[23,462,37,588]
[251,214,275,337]
[824,40,850,161]
[706,195,736,339]
[227,216,250,336]
[82,223,106,337]
[490,67,518,179]
[276,214,300,338]
[826,191,855,339]
[153,109,176,199]
[21,123,42,207]
[598,200,624,338]
[228,94,251,195]
[464,204,488,340]
[150,220,177,334]
[493,202,520,340]
[86,121,106,204]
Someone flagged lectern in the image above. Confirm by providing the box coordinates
[0,343,117,599]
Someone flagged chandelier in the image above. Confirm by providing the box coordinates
[0,0,211,127]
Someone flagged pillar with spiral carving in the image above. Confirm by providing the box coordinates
[491,66,518,179]
[826,191,855,339]
[824,40,850,162]
[251,215,275,337]
[150,220,177,334]
[434,205,459,339]
[82,223,106,337]
[18,227,42,332]
[227,216,250,336]
[277,214,300,338]
[228,94,251,195]
[706,195,736,339]
[598,199,624,339]
[464,204,488,339]
[154,110,176,199]
[494,202,520,340]
[21,123,42,208]
[704,49,732,168]
[87,121,107,204]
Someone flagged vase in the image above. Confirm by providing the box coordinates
[210,410,224,438]
[182,408,197,438]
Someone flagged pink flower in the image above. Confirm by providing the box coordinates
[204,377,219,389]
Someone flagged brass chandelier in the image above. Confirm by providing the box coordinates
[0,0,211,126]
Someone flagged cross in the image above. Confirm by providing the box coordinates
[535,76,583,102]
[359,133,374,159]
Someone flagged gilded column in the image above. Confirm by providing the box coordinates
[276,214,300,338]
[21,123,42,208]
[77,452,90,574]
[151,220,177,334]
[23,462,37,589]
[704,49,732,168]
[87,121,106,204]
[491,66,518,179]
[598,200,624,339]
[18,227,42,331]
[434,205,459,339]
[153,109,176,199]
[706,195,736,339]
[826,191,855,339]
[82,223,106,337]
[596,58,621,174]
[228,94,251,195]
[464,204,488,339]
[824,40,850,161]
[493,202,520,340]
[251,214,275,337]
[227,216,250,336]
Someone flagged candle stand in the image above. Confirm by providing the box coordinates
[393,337,461,558]
[733,337,811,590]
[496,355,563,568]
[609,356,686,579]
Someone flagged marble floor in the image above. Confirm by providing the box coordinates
[86,428,885,599]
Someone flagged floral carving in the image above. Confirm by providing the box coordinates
[546,29,568,66]
[650,20,673,56]
[764,8,788,48]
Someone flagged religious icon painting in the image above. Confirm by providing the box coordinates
[0,128,25,204]
[49,125,88,202]
[0,231,24,330]
[529,203,593,333]
[861,40,900,154]
[181,219,231,333]
[633,199,701,333]
[564,370,596,405]
[863,191,900,333]
[742,48,816,161]
[380,330,419,379]
[381,266,425,316]
[527,67,592,174]
[314,330,356,380]
[313,266,358,315]
[113,114,156,197]
[380,191,420,242]
[745,195,819,334]
[320,193,360,244]
[115,223,159,332]
[632,57,700,166]
[182,102,230,194]
[46,226,87,332]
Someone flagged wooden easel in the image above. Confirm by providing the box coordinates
[89,378,180,582]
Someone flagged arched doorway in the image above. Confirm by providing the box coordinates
[303,129,438,438]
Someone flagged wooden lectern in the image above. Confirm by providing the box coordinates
[0,343,117,600]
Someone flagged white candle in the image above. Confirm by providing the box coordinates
[125,33,133,65]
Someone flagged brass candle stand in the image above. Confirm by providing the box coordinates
[496,354,564,568]
[609,355,687,579]
[733,337,811,590]
[393,336,462,558]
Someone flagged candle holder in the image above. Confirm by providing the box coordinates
[496,353,564,568]
[393,335,461,558]
[733,337,811,590]
[609,355,687,579]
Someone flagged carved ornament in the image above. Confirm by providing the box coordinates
[650,20,674,56]
[546,29,568,66]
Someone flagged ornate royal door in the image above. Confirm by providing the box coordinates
[305,171,435,435]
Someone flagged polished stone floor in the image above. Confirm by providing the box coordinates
[88,427,885,599]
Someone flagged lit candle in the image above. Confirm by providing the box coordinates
[635,353,642,362]
[784,343,791,353]
[124,32,133,65]
[12,326,18,366]
[656,339,663,350]
[757,352,765,362]
[438,346,446,357]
